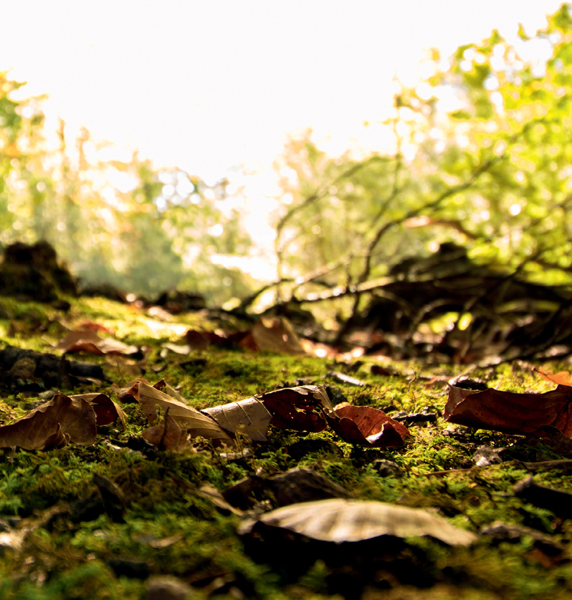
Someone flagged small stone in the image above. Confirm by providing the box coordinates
[372,459,403,477]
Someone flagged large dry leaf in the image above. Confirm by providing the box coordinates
[445,384,572,436]
[260,386,333,432]
[0,392,97,450]
[71,393,127,428]
[327,404,411,447]
[137,381,233,445]
[142,413,191,451]
[56,329,138,355]
[242,317,306,355]
[239,498,476,546]
[203,397,271,442]
[113,378,186,404]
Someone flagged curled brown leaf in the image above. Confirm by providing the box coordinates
[0,393,97,450]
[445,384,572,436]
[260,386,332,432]
[327,404,411,447]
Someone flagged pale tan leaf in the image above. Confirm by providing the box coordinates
[247,317,306,355]
[56,329,138,355]
[203,397,271,442]
[137,381,233,445]
[240,499,476,546]
[142,413,191,451]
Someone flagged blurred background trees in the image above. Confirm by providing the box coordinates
[267,5,572,315]
[0,73,254,304]
[1,4,572,311]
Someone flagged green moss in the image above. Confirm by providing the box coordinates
[0,295,572,598]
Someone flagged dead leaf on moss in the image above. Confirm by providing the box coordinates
[445,384,572,436]
[241,317,306,355]
[142,412,191,451]
[71,393,127,428]
[55,329,138,355]
[137,381,233,446]
[0,392,97,450]
[76,321,115,335]
[239,498,476,546]
[111,377,151,403]
[161,343,191,356]
[203,397,271,442]
[327,404,411,447]
[260,386,332,432]
[535,368,572,387]
[183,330,211,351]
[197,484,243,515]
[152,379,188,403]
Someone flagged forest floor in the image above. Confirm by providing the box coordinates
[0,294,572,600]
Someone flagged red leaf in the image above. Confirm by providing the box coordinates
[327,404,411,447]
[444,384,572,436]
[260,386,331,432]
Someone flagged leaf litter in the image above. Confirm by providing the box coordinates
[6,309,572,597]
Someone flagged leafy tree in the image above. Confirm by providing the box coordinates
[264,3,572,317]
[0,72,253,304]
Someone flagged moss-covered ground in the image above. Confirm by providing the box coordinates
[0,295,572,599]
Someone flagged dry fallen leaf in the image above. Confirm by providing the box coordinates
[445,384,572,436]
[327,404,411,447]
[241,317,306,355]
[142,412,191,451]
[71,393,127,428]
[535,368,572,387]
[137,381,233,446]
[239,498,476,546]
[56,329,138,355]
[260,386,332,432]
[203,397,271,442]
[0,392,97,450]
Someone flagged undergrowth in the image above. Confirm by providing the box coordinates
[0,296,571,599]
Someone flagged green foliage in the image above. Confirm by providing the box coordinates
[271,3,572,307]
[0,77,253,304]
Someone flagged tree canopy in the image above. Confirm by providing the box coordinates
[1,4,572,316]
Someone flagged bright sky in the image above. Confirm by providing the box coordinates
[0,0,563,186]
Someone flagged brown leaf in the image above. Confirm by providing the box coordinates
[444,384,572,436]
[202,397,271,442]
[183,330,211,351]
[137,381,233,446]
[260,386,332,432]
[0,392,97,450]
[239,498,476,546]
[535,368,572,387]
[142,412,191,451]
[111,377,151,403]
[76,321,115,335]
[56,329,138,355]
[70,393,127,428]
[243,317,306,355]
[327,404,411,447]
